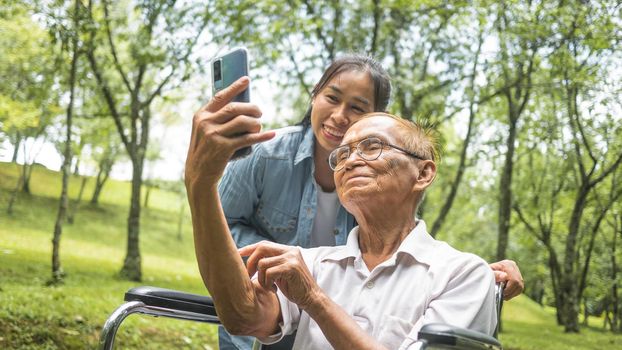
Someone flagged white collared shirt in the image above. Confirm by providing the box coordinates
[259,220,497,350]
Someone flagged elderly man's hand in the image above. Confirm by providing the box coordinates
[239,241,322,310]
[489,260,524,300]
[184,77,275,190]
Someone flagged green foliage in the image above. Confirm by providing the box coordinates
[0,10,61,142]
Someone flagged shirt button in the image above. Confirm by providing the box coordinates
[333,229,339,235]
[365,281,374,289]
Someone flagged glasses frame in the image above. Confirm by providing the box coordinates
[328,137,426,171]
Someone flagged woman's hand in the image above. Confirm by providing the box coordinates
[184,77,275,191]
[489,259,524,300]
[239,241,322,310]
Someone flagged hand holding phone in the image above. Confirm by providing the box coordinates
[212,48,252,159]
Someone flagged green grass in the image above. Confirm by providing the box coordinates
[0,162,217,349]
[1,161,621,349]
[499,295,622,349]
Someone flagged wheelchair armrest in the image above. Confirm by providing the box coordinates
[99,286,220,350]
[418,323,502,350]
[124,286,218,317]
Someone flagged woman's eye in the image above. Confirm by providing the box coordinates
[326,95,338,102]
[352,106,365,113]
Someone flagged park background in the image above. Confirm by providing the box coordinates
[1,0,621,349]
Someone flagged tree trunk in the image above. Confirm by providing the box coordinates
[21,163,31,194]
[582,297,589,326]
[51,0,79,285]
[431,106,474,237]
[11,134,21,163]
[120,157,144,281]
[6,170,23,215]
[73,156,80,175]
[430,32,483,237]
[90,161,111,204]
[611,219,620,332]
[496,114,517,261]
[143,184,151,208]
[67,176,87,224]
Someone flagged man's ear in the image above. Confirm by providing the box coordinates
[414,160,437,191]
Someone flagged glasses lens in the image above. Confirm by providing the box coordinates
[358,138,383,161]
[329,146,350,170]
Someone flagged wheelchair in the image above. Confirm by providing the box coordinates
[98,282,504,350]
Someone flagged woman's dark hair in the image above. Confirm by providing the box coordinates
[299,54,391,126]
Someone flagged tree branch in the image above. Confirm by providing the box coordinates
[102,0,133,94]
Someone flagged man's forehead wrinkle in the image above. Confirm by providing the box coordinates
[342,118,397,144]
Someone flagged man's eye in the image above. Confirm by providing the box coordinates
[338,150,349,161]
[362,140,382,151]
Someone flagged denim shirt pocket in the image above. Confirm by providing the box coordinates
[255,202,298,244]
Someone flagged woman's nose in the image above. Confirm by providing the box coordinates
[332,104,350,126]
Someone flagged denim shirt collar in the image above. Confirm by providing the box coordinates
[294,125,315,165]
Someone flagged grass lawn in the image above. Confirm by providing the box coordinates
[1,161,621,349]
[0,162,217,349]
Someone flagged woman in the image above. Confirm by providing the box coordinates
[185,110,497,349]
[196,54,522,349]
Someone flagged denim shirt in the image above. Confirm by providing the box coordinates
[217,125,355,350]
[218,124,355,249]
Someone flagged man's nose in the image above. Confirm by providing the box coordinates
[343,147,365,169]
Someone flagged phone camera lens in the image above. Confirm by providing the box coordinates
[213,60,222,81]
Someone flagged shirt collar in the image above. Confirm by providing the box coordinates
[321,220,440,266]
[294,126,315,165]
[396,220,439,266]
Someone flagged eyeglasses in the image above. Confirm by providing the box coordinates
[328,137,426,171]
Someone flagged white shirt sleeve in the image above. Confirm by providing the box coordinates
[400,254,497,348]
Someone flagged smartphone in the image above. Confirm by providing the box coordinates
[211,48,252,159]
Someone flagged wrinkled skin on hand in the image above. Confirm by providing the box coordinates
[239,241,322,310]
[489,259,524,300]
[184,76,275,191]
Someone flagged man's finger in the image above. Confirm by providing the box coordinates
[205,76,250,112]
[238,243,260,257]
[231,131,276,153]
[240,241,288,277]
[216,114,264,138]
[504,283,521,300]
[208,102,262,125]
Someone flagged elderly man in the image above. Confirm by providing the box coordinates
[186,83,496,348]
